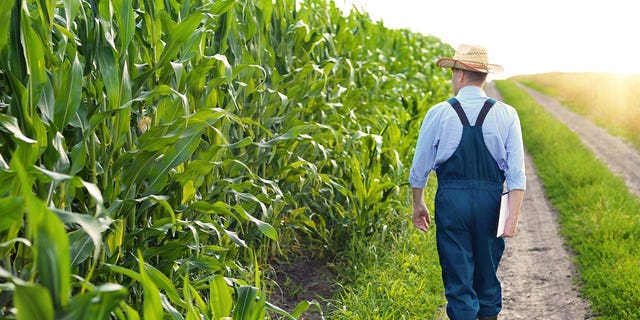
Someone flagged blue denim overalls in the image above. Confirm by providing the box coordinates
[435,98,506,319]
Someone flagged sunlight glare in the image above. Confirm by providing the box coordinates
[334,0,640,78]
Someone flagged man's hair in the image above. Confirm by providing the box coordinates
[461,69,488,84]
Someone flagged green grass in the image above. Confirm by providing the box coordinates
[325,182,445,320]
[496,80,640,319]
[329,226,445,319]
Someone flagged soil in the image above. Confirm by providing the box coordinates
[269,252,336,319]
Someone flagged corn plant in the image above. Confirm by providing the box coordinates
[0,0,451,318]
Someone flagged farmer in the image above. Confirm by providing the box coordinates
[409,44,526,320]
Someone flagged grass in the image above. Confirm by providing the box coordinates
[324,181,446,320]
[496,80,640,319]
[512,72,640,150]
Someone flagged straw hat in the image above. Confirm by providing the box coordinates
[436,44,503,73]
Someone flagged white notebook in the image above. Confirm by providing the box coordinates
[497,192,509,237]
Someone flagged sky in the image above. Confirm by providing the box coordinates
[333,0,640,80]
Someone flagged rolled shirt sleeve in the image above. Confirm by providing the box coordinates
[504,112,526,191]
[409,108,439,188]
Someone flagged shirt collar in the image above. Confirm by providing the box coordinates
[456,85,487,100]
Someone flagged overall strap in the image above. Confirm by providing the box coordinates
[447,98,470,126]
[474,98,497,126]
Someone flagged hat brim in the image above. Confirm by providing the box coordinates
[436,58,503,73]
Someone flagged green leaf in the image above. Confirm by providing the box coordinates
[20,5,47,90]
[0,196,23,233]
[113,0,135,52]
[0,1,14,51]
[95,43,120,110]
[103,264,142,283]
[14,283,54,320]
[11,155,70,308]
[143,263,184,309]
[0,238,32,249]
[61,283,128,320]
[233,204,278,241]
[159,293,184,320]
[62,0,81,26]
[264,301,298,319]
[210,275,232,318]
[50,131,70,172]
[182,276,199,320]
[34,167,105,208]
[156,12,204,68]
[233,286,265,320]
[0,153,8,170]
[53,54,83,130]
[69,142,87,176]
[224,229,247,248]
[0,114,37,144]
[290,300,313,318]
[36,208,71,308]
[183,278,207,319]
[254,124,317,148]
[210,0,236,15]
[67,230,93,268]
[139,252,163,320]
[190,200,234,216]
[143,108,231,194]
[213,54,233,84]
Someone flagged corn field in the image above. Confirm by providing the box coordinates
[0,0,451,318]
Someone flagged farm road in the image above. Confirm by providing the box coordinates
[516,83,640,198]
[483,82,593,319]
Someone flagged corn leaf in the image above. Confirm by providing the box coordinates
[36,208,71,308]
[95,44,120,110]
[139,252,163,320]
[113,0,135,52]
[14,283,54,320]
[210,275,232,319]
[53,54,83,130]
[232,286,265,320]
[19,4,47,91]
[0,197,23,233]
[0,114,37,144]
[210,0,236,16]
[143,263,185,309]
[61,0,80,26]
[61,284,127,320]
[0,1,14,51]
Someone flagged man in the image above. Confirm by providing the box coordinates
[409,44,526,320]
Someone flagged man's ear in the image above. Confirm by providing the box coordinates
[455,69,465,83]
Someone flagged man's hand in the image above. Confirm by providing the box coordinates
[413,203,432,232]
[500,216,518,238]
[500,189,524,238]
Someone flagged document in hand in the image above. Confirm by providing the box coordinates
[497,192,509,237]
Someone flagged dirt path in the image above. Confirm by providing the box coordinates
[516,83,640,198]
[484,82,593,319]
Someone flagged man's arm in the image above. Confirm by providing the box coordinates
[412,188,432,232]
[502,106,526,237]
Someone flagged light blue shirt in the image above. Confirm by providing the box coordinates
[409,86,526,191]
